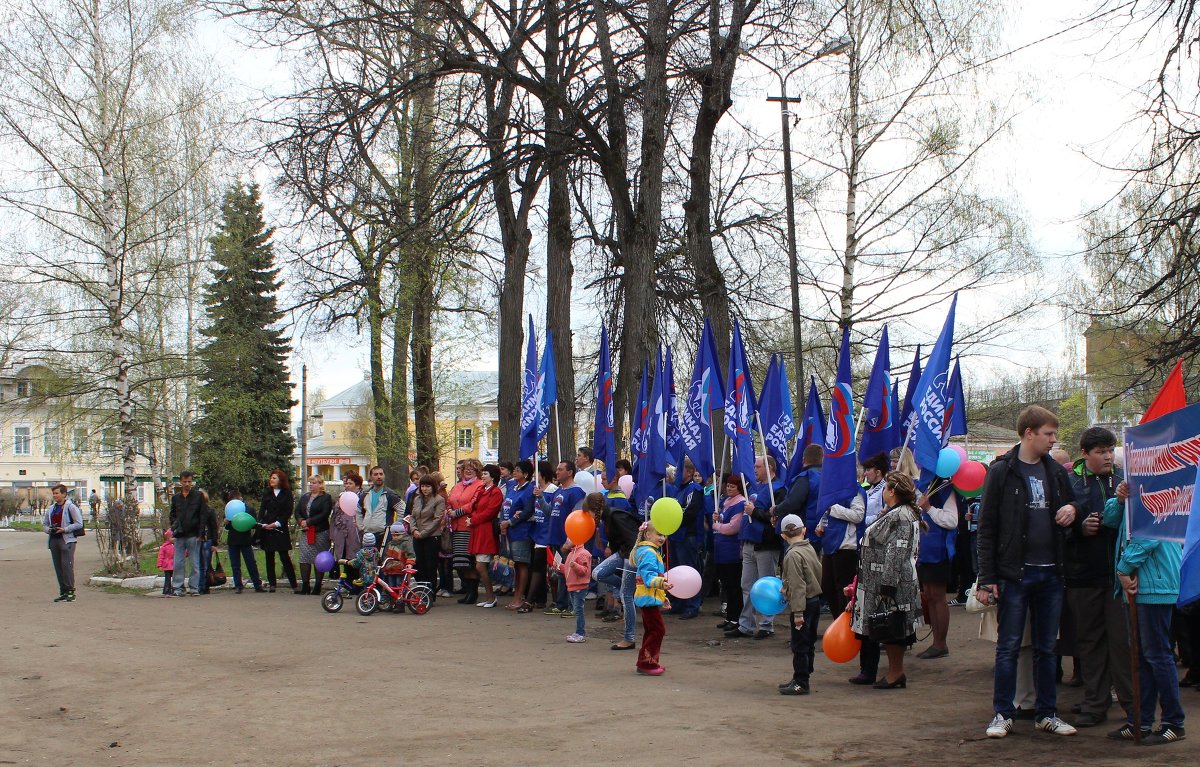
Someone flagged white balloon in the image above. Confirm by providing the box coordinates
[573,471,596,494]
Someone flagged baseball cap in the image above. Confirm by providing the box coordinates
[779,514,805,534]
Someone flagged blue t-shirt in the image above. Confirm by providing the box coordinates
[501,480,535,542]
[532,483,557,547]
[546,485,586,547]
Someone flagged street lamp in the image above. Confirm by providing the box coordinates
[766,35,852,407]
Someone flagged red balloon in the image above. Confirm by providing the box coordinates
[952,460,987,493]
[822,611,861,663]
[565,510,596,546]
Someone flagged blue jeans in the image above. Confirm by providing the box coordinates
[993,566,1064,719]
[554,570,570,611]
[172,536,202,594]
[595,554,637,642]
[571,589,587,636]
[198,540,213,591]
[1134,603,1185,728]
[667,537,703,616]
[228,543,261,590]
[594,553,624,589]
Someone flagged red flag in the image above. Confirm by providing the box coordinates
[1140,359,1187,424]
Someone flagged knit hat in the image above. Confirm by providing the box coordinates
[362,532,376,546]
[163,529,173,540]
[779,514,805,535]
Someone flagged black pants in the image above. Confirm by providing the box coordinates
[859,637,881,679]
[413,536,441,596]
[790,598,822,685]
[716,561,743,622]
[821,549,858,617]
[529,546,548,606]
[264,550,296,588]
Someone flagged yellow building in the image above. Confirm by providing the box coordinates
[300,371,502,481]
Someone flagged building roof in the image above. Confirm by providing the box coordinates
[320,381,372,411]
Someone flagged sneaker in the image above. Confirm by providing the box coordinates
[566,634,587,643]
[1035,716,1077,736]
[65,591,75,602]
[53,593,69,603]
[436,589,453,598]
[1073,712,1106,728]
[1106,723,1150,741]
[779,682,810,696]
[986,714,1013,738]
[544,607,565,616]
[1144,724,1185,745]
[584,592,597,600]
[778,679,799,690]
[948,598,964,606]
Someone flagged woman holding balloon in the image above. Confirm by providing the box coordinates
[294,476,334,595]
[849,471,923,690]
[332,473,364,579]
[223,491,264,593]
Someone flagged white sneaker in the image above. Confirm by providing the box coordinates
[566,633,587,643]
[986,714,1013,738]
[1035,716,1077,736]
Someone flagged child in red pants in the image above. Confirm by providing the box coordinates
[632,521,673,675]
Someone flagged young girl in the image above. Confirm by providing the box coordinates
[557,541,593,643]
[632,521,674,675]
[158,530,175,597]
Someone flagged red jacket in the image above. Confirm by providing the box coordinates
[468,485,503,555]
[448,480,482,533]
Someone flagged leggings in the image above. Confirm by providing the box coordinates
[529,546,549,606]
[264,550,296,588]
[715,561,743,623]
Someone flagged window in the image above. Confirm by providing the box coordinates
[330,429,337,440]
[16,380,29,398]
[13,425,31,456]
[101,429,117,454]
[132,435,146,456]
[73,428,88,454]
[457,428,473,450]
[43,424,60,456]
[489,427,499,451]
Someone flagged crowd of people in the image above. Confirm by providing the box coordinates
[42,406,1193,744]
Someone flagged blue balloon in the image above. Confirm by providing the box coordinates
[749,576,789,616]
[935,448,962,478]
[224,499,246,522]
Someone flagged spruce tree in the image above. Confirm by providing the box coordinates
[193,184,295,496]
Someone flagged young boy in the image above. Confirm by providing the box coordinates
[778,514,823,695]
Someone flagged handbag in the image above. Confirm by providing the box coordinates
[206,552,227,588]
[439,514,453,554]
[965,579,996,614]
[866,594,907,643]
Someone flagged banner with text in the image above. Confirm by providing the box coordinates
[1123,401,1200,543]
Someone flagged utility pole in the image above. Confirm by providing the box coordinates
[300,364,307,482]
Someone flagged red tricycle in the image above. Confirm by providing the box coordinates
[356,557,433,616]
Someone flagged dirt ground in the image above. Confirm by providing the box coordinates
[0,532,1193,767]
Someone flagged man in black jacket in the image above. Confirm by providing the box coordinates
[169,471,208,596]
[1064,426,1131,728]
[977,406,1081,739]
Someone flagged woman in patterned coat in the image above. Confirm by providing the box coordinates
[850,471,924,690]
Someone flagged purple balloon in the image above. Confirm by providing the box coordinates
[314,550,335,573]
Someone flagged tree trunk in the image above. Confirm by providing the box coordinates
[391,280,412,474]
[365,264,398,479]
[839,11,862,333]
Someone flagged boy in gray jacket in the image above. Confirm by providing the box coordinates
[778,514,823,695]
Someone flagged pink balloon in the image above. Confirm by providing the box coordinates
[617,475,634,497]
[665,565,701,599]
[950,444,967,462]
[338,491,359,516]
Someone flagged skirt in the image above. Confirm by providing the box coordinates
[451,530,474,570]
[298,529,331,564]
[507,538,533,565]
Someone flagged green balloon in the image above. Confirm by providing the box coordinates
[958,485,983,498]
[650,497,683,536]
[231,512,256,532]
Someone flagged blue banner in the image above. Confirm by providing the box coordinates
[943,357,968,439]
[664,346,684,468]
[815,328,859,513]
[1123,401,1200,544]
[757,354,795,472]
[535,328,557,443]
[909,295,957,473]
[787,376,825,485]
[898,345,922,448]
[723,320,757,480]
[859,325,896,459]
[639,349,668,496]
[680,319,722,480]
[519,315,539,460]
[630,365,650,482]
[592,327,615,482]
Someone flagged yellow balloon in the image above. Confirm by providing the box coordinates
[650,497,683,536]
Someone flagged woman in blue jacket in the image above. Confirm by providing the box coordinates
[1104,481,1185,745]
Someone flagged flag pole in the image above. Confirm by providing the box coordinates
[553,402,563,465]
[853,404,867,447]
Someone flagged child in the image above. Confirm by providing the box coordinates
[382,528,413,589]
[342,532,380,587]
[158,530,175,597]
[778,514,823,695]
[632,520,673,675]
[558,540,593,643]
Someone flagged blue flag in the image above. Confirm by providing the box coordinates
[787,376,826,485]
[519,315,539,460]
[639,349,668,496]
[664,346,684,468]
[630,365,651,494]
[909,295,957,473]
[723,320,757,481]
[592,327,616,482]
[815,328,859,513]
[680,319,723,481]
[898,345,922,449]
[859,325,897,459]
[535,328,557,444]
[1178,463,1200,608]
[757,355,795,473]
[943,357,968,439]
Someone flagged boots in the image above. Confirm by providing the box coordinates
[313,573,324,595]
[298,564,312,595]
[458,580,479,604]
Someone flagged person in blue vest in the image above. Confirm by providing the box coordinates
[499,459,536,611]
[667,459,707,620]
[916,483,959,660]
[544,461,586,615]
[774,444,823,549]
[726,456,786,639]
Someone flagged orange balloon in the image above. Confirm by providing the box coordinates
[822,611,862,663]
[564,510,596,546]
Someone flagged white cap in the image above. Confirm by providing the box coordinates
[779,514,805,533]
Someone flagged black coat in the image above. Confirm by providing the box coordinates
[169,490,208,538]
[224,503,258,547]
[258,487,294,552]
[295,492,333,533]
[1064,464,1122,587]
[976,445,1081,587]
